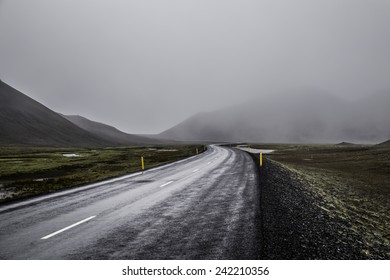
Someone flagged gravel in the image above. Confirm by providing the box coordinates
[249,153,370,259]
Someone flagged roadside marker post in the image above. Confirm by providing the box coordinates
[260,153,263,167]
[141,156,145,171]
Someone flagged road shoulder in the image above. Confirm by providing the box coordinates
[248,153,376,259]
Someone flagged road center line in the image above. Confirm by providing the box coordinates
[160,181,174,188]
[41,216,96,240]
[192,169,199,173]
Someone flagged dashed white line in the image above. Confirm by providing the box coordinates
[207,162,211,165]
[41,216,96,240]
[160,181,174,188]
[192,169,199,173]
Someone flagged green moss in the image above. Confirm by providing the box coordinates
[0,145,205,203]
[249,143,390,258]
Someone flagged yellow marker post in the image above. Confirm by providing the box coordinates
[141,156,145,171]
[196,148,199,155]
[260,153,263,167]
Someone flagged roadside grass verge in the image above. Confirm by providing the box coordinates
[0,145,205,204]
[248,143,390,258]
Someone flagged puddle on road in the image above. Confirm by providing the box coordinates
[132,180,154,183]
[236,146,275,154]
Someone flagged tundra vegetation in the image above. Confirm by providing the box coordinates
[250,143,390,258]
[0,145,204,203]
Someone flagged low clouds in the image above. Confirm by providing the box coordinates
[0,0,389,133]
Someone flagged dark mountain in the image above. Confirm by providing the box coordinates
[336,142,356,146]
[0,80,109,146]
[378,139,390,146]
[62,115,163,145]
[3,79,388,146]
[0,80,166,146]
[159,89,390,144]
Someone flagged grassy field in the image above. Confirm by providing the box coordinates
[248,143,390,258]
[0,145,204,204]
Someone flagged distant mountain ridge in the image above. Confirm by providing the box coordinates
[0,80,161,146]
[378,139,390,146]
[159,90,390,144]
[336,142,356,146]
[0,80,108,146]
[2,79,389,146]
[62,115,162,145]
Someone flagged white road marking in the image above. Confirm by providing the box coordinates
[192,169,199,173]
[207,162,211,165]
[160,181,174,188]
[41,216,96,240]
[0,148,209,214]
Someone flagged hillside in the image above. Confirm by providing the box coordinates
[0,81,112,146]
[0,81,108,146]
[62,115,163,145]
[159,90,390,144]
[336,142,355,146]
[378,139,390,146]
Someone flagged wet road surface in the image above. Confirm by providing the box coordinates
[0,145,260,259]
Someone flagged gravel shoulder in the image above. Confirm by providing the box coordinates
[249,153,386,259]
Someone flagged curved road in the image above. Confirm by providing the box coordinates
[0,145,261,259]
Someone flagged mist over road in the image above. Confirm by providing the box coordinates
[0,145,261,259]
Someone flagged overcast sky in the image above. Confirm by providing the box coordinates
[1,0,390,134]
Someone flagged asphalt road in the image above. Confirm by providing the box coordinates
[0,145,261,259]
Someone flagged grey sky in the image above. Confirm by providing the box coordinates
[1,0,390,134]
